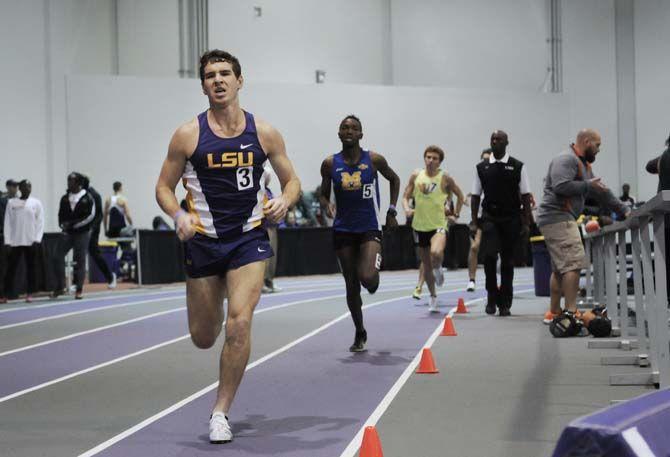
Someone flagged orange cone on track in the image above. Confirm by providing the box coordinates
[440,316,457,336]
[416,348,439,374]
[359,426,384,457]
[455,297,468,314]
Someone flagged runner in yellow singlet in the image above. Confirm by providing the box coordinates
[402,145,465,312]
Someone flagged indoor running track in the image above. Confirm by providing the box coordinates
[0,270,534,457]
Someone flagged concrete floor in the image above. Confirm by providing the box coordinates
[0,268,655,457]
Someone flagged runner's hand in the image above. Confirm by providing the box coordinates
[264,196,290,223]
[175,211,197,241]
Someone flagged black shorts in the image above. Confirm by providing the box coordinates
[333,230,382,251]
[183,229,273,278]
[413,228,446,248]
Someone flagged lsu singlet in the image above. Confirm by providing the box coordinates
[412,169,447,232]
[331,150,381,232]
[182,110,268,239]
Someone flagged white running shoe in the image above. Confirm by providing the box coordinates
[466,280,475,292]
[433,267,444,287]
[107,273,117,289]
[428,296,439,313]
[209,412,233,444]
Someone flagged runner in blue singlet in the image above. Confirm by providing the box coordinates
[319,115,400,352]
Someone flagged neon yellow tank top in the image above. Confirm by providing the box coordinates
[411,169,447,232]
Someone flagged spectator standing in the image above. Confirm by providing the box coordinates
[3,180,44,302]
[82,175,116,288]
[0,179,19,303]
[104,181,133,237]
[619,183,636,210]
[53,172,96,299]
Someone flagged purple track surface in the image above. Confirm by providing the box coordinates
[0,286,353,327]
[0,288,333,397]
[93,289,491,457]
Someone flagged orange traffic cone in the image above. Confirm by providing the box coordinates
[359,426,384,457]
[455,297,468,314]
[416,348,439,374]
[440,316,457,336]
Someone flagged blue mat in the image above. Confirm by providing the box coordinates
[552,388,670,457]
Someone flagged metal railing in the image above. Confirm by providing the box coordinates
[583,190,670,389]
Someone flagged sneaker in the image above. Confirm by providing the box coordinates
[108,273,117,289]
[466,280,475,292]
[69,285,77,293]
[543,311,559,325]
[75,291,83,300]
[433,267,444,287]
[412,286,422,300]
[25,295,33,303]
[499,307,511,317]
[209,412,233,444]
[428,296,439,313]
[349,330,367,352]
[271,285,282,293]
[261,285,273,294]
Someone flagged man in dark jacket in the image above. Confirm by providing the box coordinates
[470,130,532,316]
[0,179,19,303]
[82,175,116,289]
[52,172,96,299]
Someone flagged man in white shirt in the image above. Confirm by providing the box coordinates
[3,180,44,302]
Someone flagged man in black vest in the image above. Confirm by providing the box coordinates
[470,130,532,316]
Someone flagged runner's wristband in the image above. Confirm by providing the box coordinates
[173,209,187,223]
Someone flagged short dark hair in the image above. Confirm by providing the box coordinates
[6,179,18,187]
[199,50,242,82]
[424,145,445,162]
[113,181,122,192]
[80,174,90,190]
[341,114,362,130]
[19,179,30,187]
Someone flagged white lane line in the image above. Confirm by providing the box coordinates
[0,280,425,331]
[0,283,454,403]
[76,288,460,457]
[0,334,191,404]
[0,283,430,357]
[0,289,183,314]
[0,296,184,331]
[338,287,535,457]
[0,308,185,358]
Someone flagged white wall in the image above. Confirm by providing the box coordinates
[634,0,670,201]
[1,1,49,214]
[562,0,620,189]
[1,0,116,230]
[117,0,180,77]
[391,0,551,90]
[208,0,392,85]
[66,75,569,229]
